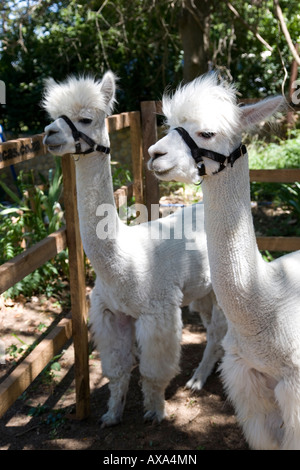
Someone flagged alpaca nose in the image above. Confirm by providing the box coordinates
[148,144,167,160]
[47,129,58,137]
[152,151,167,160]
[44,122,60,135]
[43,124,60,145]
[43,131,56,146]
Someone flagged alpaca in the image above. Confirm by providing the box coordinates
[147,73,300,450]
[42,72,227,427]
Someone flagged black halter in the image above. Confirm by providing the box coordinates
[175,127,247,177]
[59,115,110,155]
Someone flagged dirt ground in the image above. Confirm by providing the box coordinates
[0,292,248,451]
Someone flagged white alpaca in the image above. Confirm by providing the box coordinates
[148,73,300,450]
[42,72,227,426]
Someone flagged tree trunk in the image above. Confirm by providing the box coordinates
[179,0,212,82]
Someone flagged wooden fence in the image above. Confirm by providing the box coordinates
[0,101,299,420]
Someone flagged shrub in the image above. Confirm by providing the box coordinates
[0,158,68,299]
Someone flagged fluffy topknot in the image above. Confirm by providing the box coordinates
[162,73,241,135]
[42,71,117,120]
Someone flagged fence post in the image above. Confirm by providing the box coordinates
[129,111,144,206]
[287,43,299,128]
[61,154,90,420]
[140,101,160,220]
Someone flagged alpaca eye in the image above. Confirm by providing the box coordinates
[198,132,215,139]
[79,118,92,124]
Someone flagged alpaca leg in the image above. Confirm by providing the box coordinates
[220,351,282,450]
[135,309,182,423]
[275,375,300,450]
[90,304,135,428]
[141,378,170,423]
[186,294,227,390]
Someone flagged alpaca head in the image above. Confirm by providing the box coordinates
[43,71,116,156]
[148,73,284,184]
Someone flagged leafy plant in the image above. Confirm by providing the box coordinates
[277,182,300,219]
[6,334,30,364]
[27,403,67,439]
[41,353,63,385]
[28,403,50,417]
[0,159,68,299]
[111,164,132,190]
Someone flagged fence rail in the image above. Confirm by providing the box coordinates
[0,134,46,169]
[0,228,67,295]
[249,169,300,183]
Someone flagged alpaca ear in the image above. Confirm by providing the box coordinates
[240,95,285,129]
[100,71,117,113]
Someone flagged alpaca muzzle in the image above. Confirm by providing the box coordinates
[175,127,247,177]
[59,115,110,155]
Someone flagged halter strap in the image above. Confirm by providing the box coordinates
[175,126,247,176]
[59,115,110,155]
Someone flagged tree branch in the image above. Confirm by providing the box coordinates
[274,0,300,66]
[226,1,273,52]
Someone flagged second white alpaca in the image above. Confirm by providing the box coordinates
[148,73,300,449]
[42,72,227,427]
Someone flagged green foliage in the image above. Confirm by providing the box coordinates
[1,0,299,134]
[0,0,182,133]
[111,164,132,190]
[278,182,300,218]
[210,1,300,98]
[0,158,67,299]
[248,130,300,169]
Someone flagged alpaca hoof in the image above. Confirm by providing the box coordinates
[100,412,122,428]
[185,377,204,391]
[143,409,166,424]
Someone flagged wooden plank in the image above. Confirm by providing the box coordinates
[0,134,47,169]
[114,183,134,209]
[0,314,72,419]
[257,236,300,251]
[140,101,160,220]
[250,169,300,183]
[106,112,131,133]
[61,154,90,420]
[129,111,144,205]
[155,101,162,114]
[0,228,67,295]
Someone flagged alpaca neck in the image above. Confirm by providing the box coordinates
[74,152,122,273]
[202,154,266,331]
